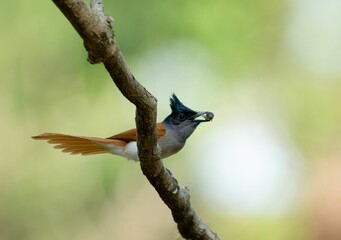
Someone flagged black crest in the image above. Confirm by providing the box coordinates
[170,94,195,113]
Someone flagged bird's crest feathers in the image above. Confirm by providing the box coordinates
[170,94,195,113]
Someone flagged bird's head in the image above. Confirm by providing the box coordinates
[163,94,214,141]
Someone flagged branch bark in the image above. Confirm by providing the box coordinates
[51,0,220,239]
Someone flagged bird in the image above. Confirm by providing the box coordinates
[32,94,214,161]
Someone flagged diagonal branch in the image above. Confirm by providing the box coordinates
[51,0,220,239]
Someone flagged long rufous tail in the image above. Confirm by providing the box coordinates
[32,133,126,155]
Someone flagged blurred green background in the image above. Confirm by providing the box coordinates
[1,0,341,239]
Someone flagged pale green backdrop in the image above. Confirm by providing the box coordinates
[1,0,341,239]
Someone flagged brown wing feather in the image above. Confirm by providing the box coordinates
[107,122,166,141]
[108,128,137,142]
[32,133,127,155]
[32,123,166,155]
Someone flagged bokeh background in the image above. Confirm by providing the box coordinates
[1,0,341,239]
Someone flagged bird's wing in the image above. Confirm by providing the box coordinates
[108,122,166,142]
[32,123,166,156]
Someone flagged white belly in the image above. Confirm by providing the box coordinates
[102,141,139,161]
[121,141,139,161]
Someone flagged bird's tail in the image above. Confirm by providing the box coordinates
[32,133,126,155]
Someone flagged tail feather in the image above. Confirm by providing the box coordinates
[32,133,127,155]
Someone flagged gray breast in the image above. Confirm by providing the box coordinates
[157,129,186,159]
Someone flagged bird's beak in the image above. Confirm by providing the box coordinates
[190,111,214,122]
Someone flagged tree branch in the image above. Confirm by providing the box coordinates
[51,0,220,239]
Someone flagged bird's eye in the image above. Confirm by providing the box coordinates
[179,113,185,120]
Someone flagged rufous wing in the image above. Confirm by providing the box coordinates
[107,122,166,141]
[32,123,166,156]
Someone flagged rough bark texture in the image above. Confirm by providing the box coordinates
[51,0,220,239]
